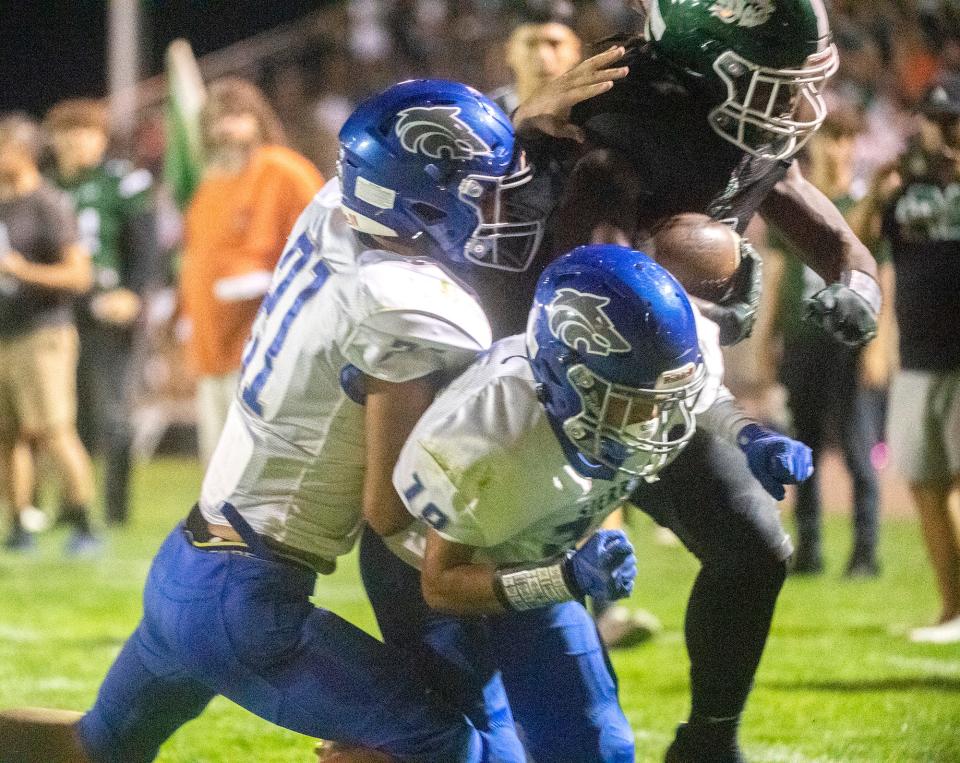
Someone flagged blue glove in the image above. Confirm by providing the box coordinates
[566,529,637,602]
[737,424,814,501]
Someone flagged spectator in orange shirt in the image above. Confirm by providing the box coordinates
[180,78,324,462]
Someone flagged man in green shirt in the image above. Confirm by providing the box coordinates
[44,99,159,525]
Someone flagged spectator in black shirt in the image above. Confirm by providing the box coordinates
[862,75,960,643]
[0,114,98,555]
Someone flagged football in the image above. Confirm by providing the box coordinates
[642,213,742,302]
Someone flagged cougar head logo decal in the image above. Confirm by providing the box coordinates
[709,0,775,28]
[395,106,493,161]
[547,288,631,356]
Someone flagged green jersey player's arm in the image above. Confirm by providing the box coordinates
[362,375,437,537]
[760,162,878,285]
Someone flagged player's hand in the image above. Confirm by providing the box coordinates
[804,276,879,348]
[737,423,813,501]
[513,45,629,128]
[566,529,637,602]
[696,239,762,345]
[90,287,142,326]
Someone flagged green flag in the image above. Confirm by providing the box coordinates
[164,39,205,209]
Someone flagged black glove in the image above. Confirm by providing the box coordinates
[803,271,881,348]
[696,239,762,346]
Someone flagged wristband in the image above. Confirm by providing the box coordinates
[493,552,578,611]
[840,270,882,314]
[697,392,756,448]
[736,422,770,449]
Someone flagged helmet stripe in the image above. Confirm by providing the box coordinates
[648,0,666,40]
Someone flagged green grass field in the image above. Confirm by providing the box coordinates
[2,457,959,762]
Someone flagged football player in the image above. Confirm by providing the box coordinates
[0,80,543,763]
[427,3,873,760]
[501,0,882,348]
[362,244,812,763]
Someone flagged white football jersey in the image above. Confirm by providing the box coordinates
[390,309,725,568]
[391,335,639,566]
[692,304,724,415]
[199,178,492,563]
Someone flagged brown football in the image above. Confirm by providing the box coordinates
[642,213,741,302]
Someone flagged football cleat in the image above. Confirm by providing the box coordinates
[665,720,746,763]
[2,526,36,553]
[64,530,103,558]
[596,604,661,649]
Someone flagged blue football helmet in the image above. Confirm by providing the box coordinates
[338,79,543,272]
[527,244,705,479]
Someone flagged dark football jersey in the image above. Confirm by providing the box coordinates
[570,42,790,235]
[469,42,790,340]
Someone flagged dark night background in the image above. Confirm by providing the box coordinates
[0,1,328,116]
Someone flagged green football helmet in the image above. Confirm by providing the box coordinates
[645,0,838,161]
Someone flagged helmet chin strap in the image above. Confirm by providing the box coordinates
[367,232,434,259]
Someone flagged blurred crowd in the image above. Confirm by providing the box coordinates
[1,0,959,640]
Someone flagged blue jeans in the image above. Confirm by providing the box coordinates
[77,526,484,762]
[360,527,634,763]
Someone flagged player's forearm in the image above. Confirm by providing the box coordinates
[362,375,436,537]
[696,389,755,448]
[760,165,877,284]
[364,498,414,538]
[421,562,506,616]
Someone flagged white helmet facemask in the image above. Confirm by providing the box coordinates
[458,152,544,272]
[562,361,706,478]
[709,44,839,161]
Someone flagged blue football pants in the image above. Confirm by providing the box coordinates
[76,526,484,762]
[360,527,635,763]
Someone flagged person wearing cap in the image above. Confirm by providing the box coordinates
[857,73,960,643]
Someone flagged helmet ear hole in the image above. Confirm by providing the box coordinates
[411,202,447,224]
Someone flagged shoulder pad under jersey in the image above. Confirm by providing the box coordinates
[280,179,360,274]
[343,253,492,383]
[692,302,724,414]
